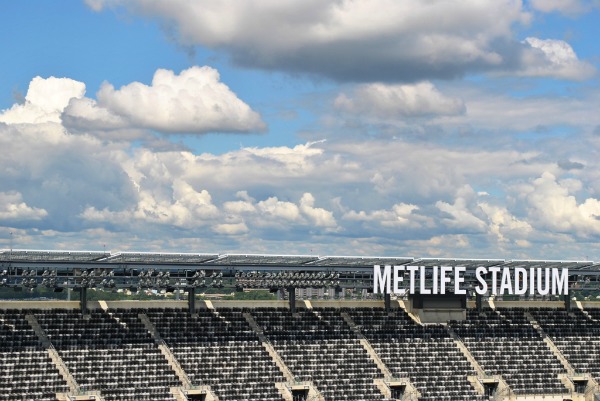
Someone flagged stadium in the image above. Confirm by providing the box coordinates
[2,250,600,401]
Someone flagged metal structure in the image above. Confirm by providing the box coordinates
[2,249,600,311]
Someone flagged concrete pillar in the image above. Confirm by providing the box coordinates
[79,287,87,316]
[188,287,196,315]
[289,287,296,313]
[384,292,391,312]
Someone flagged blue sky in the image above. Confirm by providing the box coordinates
[1,0,600,259]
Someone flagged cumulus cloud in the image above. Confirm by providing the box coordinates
[432,84,600,134]
[299,193,337,228]
[5,75,600,257]
[521,172,600,237]
[222,192,337,232]
[343,203,424,228]
[0,76,85,124]
[0,192,48,221]
[81,179,219,229]
[335,82,465,118]
[436,198,487,233]
[87,0,545,82]
[0,120,136,232]
[63,66,265,134]
[479,203,533,246]
[518,37,595,80]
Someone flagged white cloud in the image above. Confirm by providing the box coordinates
[255,197,302,223]
[436,198,487,233]
[432,84,600,133]
[0,192,48,221]
[0,76,85,124]
[63,66,265,134]
[299,193,337,228]
[404,234,471,257]
[344,203,423,228]
[479,202,533,245]
[518,37,595,80]
[521,172,600,237]
[213,222,249,235]
[81,179,219,229]
[87,0,539,82]
[335,82,465,118]
[5,75,600,257]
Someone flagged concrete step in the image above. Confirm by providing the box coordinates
[447,325,513,398]
[275,383,293,401]
[340,312,393,379]
[524,311,575,376]
[243,312,295,382]
[139,313,192,388]
[25,314,80,393]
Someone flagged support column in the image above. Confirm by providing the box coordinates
[384,292,391,312]
[476,293,482,312]
[564,294,571,311]
[188,287,196,315]
[288,287,296,314]
[79,287,87,316]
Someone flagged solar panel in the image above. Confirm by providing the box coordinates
[502,260,593,270]
[0,250,107,262]
[102,252,219,264]
[414,258,505,268]
[209,254,319,265]
[307,256,414,267]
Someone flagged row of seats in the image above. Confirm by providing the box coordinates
[5,306,600,400]
[0,309,69,401]
[449,308,568,395]
[35,309,180,401]
[347,307,485,401]
[253,307,392,401]
[530,308,600,383]
[146,308,286,401]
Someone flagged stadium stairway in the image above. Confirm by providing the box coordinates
[25,314,81,394]
[340,311,421,401]
[340,311,393,378]
[137,312,222,401]
[243,311,325,401]
[524,311,576,375]
[243,312,295,382]
[446,324,512,399]
[25,313,107,401]
[138,313,193,388]
[525,310,600,401]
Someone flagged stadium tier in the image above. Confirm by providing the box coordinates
[2,300,600,401]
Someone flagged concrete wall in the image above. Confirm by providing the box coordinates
[310,300,384,308]
[2,299,600,310]
[0,301,80,309]
[494,300,566,309]
[414,309,466,323]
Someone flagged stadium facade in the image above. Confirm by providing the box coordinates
[2,249,600,401]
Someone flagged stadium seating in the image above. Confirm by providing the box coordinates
[146,307,285,401]
[530,307,600,382]
[449,308,568,395]
[251,307,390,401]
[0,309,69,401]
[346,307,485,401]
[34,309,180,401]
[4,303,600,400]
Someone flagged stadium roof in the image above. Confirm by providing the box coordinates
[0,249,599,271]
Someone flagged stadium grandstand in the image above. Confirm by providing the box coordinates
[2,249,600,401]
